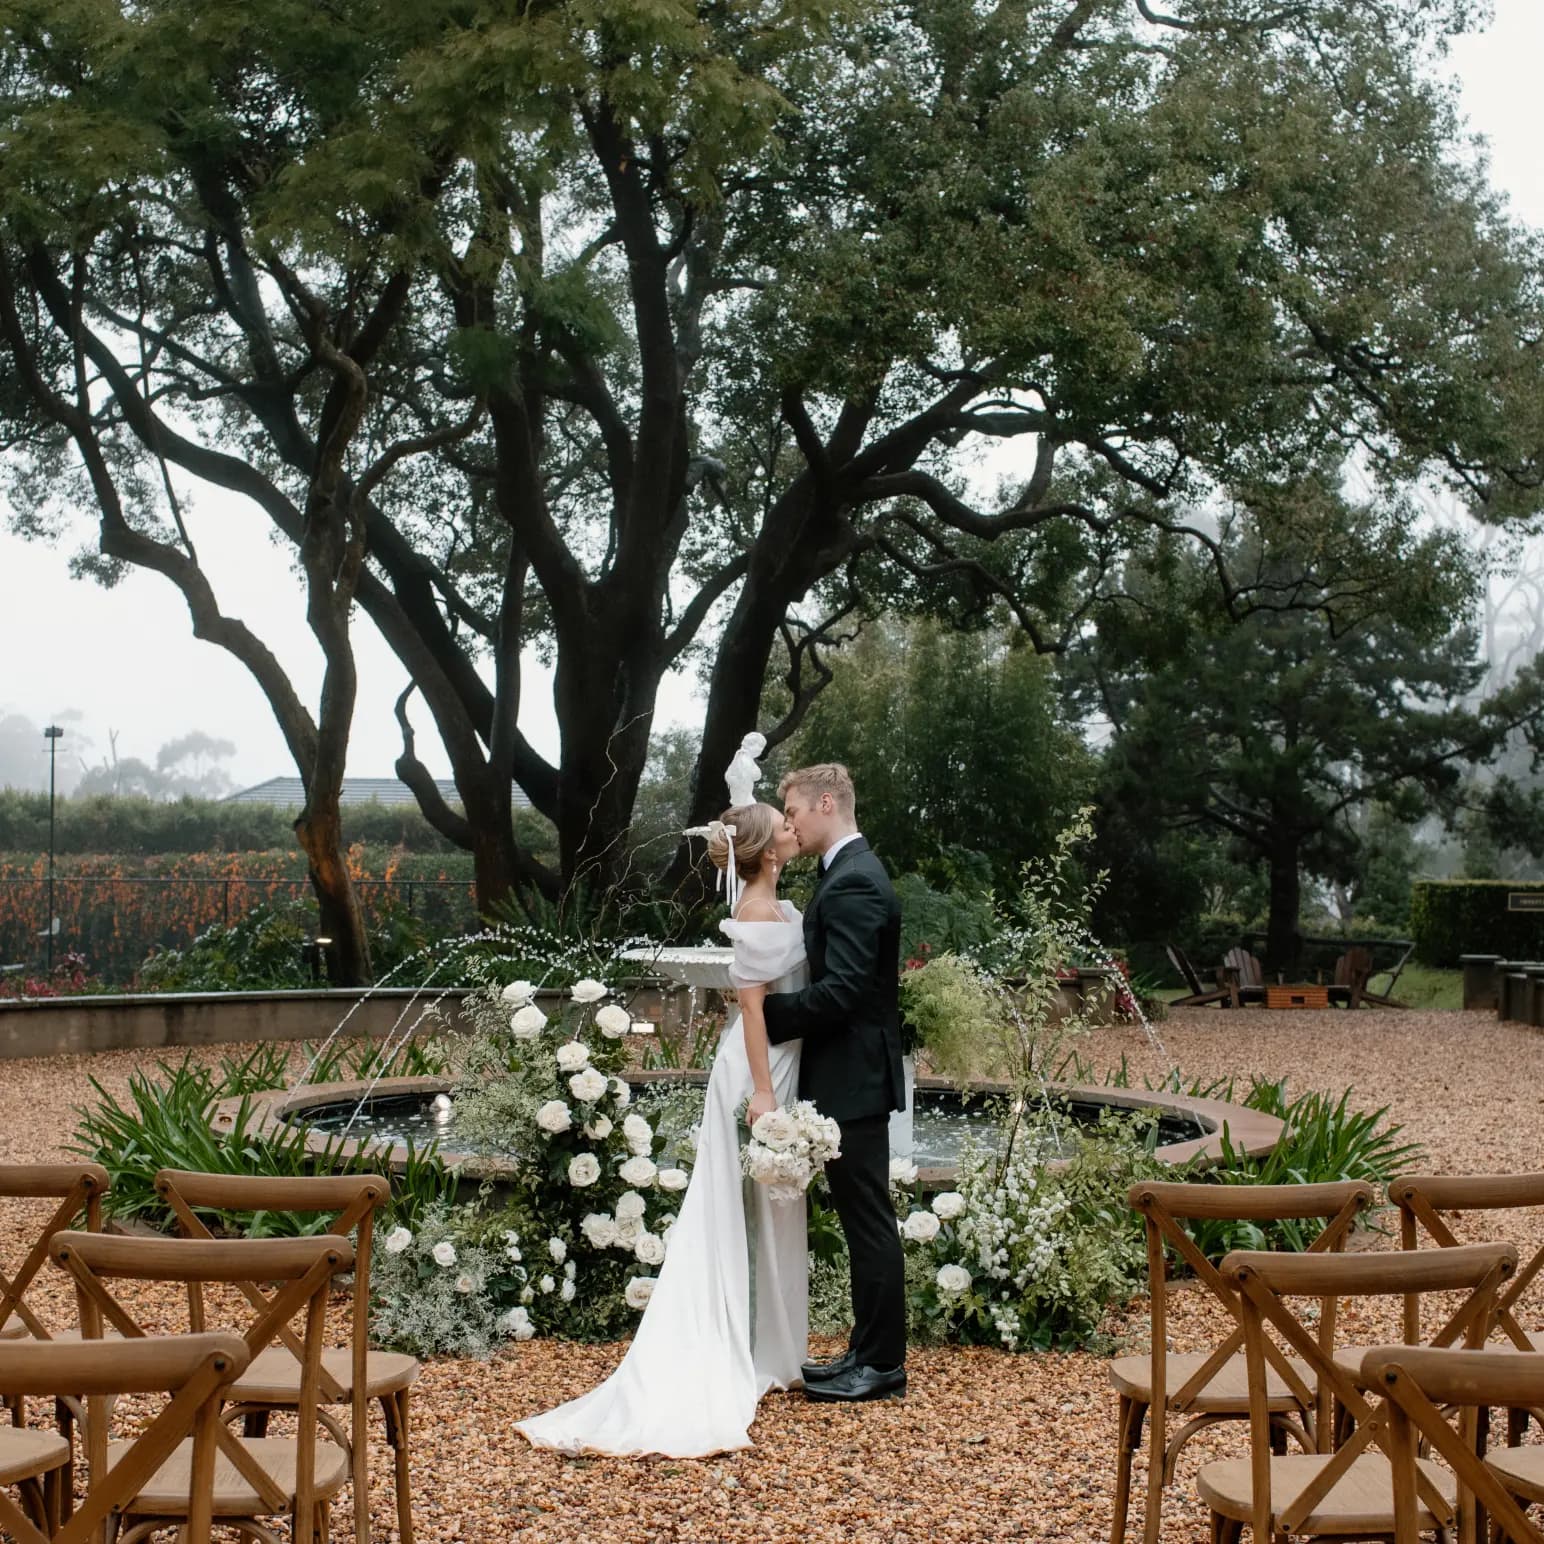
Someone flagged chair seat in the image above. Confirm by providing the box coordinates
[0,1321,26,1341]
[1486,1443,1544,1504]
[1197,1452,1455,1532]
[106,1435,348,1516]
[0,1427,70,1484]
[44,1327,124,1343]
[228,1346,420,1404]
[1109,1351,1314,1413]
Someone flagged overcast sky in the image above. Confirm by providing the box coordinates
[4,1,1543,796]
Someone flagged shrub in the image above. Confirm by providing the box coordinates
[1410,879,1544,967]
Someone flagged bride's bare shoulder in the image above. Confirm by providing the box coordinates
[731,900,786,924]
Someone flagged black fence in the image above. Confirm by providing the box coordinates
[0,877,479,985]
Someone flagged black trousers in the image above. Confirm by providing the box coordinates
[825,1113,906,1370]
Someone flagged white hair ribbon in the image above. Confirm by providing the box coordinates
[682,819,741,910]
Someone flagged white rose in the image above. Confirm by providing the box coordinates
[570,978,607,1003]
[499,1306,535,1341]
[454,1273,476,1294]
[615,1215,644,1246]
[431,1241,457,1269]
[610,1078,631,1108]
[535,1099,572,1134]
[510,1004,548,1039]
[931,1191,967,1221]
[902,1210,941,1243]
[568,1067,609,1103]
[539,1274,555,1294]
[548,1237,567,1264]
[625,1276,656,1310]
[889,1157,919,1186]
[560,1278,576,1302]
[505,1243,522,1263]
[615,1190,647,1221]
[520,1285,535,1304]
[634,1232,666,1266]
[595,1003,632,1039]
[555,1041,590,1073]
[658,1168,689,1192]
[583,1115,613,1140]
[567,1153,601,1188]
[500,980,537,1007]
[564,1260,576,1279]
[936,1263,972,1295]
[618,1155,658,1188]
[750,1109,797,1148]
[622,1114,654,1155]
[580,1213,618,1249]
[383,1226,413,1255]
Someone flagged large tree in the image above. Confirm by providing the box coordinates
[2,0,1543,923]
[1071,475,1544,973]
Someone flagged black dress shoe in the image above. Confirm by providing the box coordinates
[803,1364,906,1403]
[801,1350,858,1384]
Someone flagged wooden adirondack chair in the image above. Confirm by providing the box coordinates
[1221,948,1268,1007]
[1165,946,1234,1008]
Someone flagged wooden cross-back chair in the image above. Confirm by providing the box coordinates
[1363,1346,1544,1544]
[0,1334,249,1544]
[154,1169,419,1544]
[1195,1242,1517,1544]
[0,1165,109,1345]
[51,1230,354,1544]
[1109,1179,1376,1544]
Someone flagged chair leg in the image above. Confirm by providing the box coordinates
[1110,1396,1146,1544]
[384,1388,415,1544]
[352,1402,369,1544]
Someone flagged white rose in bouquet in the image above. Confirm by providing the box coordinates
[889,1157,919,1187]
[580,1213,618,1249]
[454,1273,476,1294]
[383,1226,413,1255]
[634,1232,666,1266]
[658,1168,689,1192]
[555,1041,590,1072]
[539,1274,555,1294]
[749,1108,798,1148]
[570,978,607,1003]
[583,1115,613,1140]
[499,1306,535,1341]
[936,1263,972,1296]
[510,1004,547,1039]
[505,1242,522,1263]
[500,980,537,1007]
[615,1215,644,1246]
[614,1190,647,1221]
[625,1276,656,1309]
[931,1190,967,1220]
[560,1278,576,1302]
[622,1114,654,1155]
[610,1077,631,1107]
[431,1241,457,1268]
[567,1153,601,1187]
[618,1154,658,1188]
[901,1210,941,1243]
[568,1068,609,1103]
[564,1260,576,1280]
[548,1237,567,1264]
[536,1099,573,1134]
[595,1004,632,1039]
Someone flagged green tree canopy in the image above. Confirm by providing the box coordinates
[1,0,1542,925]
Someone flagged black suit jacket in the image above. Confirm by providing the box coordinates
[763,837,905,1125]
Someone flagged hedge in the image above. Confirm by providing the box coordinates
[1410,880,1544,968]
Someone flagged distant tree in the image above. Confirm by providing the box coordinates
[1070,477,1544,973]
[75,730,237,800]
[780,618,1094,889]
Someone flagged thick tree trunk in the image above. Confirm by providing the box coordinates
[1265,839,1303,979]
[293,806,372,985]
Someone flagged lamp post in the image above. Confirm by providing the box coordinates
[43,725,63,974]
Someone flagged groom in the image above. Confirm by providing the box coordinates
[763,763,907,1402]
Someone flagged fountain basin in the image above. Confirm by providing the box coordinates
[218,1074,1282,1192]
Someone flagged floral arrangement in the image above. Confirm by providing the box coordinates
[741,1102,842,1203]
[370,968,697,1350]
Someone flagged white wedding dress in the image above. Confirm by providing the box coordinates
[516,903,809,1457]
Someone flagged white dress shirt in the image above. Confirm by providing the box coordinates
[822,831,864,870]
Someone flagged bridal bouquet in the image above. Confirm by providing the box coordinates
[741,1101,842,1203]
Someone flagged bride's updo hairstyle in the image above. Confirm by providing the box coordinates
[706,802,780,886]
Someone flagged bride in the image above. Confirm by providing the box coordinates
[516,799,808,1457]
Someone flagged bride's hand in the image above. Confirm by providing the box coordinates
[746,1088,778,1126]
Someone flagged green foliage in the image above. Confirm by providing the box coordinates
[898,953,1008,1084]
[894,859,998,963]
[137,901,314,991]
[1410,879,1544,967]
[70,1054,456,1235]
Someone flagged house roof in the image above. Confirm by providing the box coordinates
[223,776,531,809]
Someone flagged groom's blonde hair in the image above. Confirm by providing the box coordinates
[778,762,856,817]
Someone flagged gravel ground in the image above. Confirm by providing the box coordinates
[2,1008,1542,1542]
